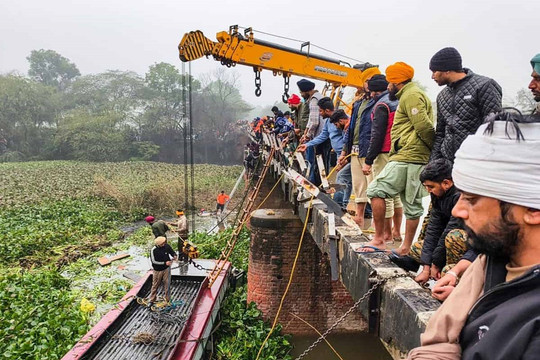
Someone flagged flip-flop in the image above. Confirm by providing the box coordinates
[354,245,387,253]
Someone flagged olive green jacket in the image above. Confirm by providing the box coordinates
[390,82,435,164]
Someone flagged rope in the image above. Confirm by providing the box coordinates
[324,152,358,182]
[255,195,315,360]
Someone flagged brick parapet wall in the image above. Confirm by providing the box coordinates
[247,209,366,335]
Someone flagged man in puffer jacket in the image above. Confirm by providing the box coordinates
[429,47,502,163]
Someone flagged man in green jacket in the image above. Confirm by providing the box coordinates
[360,62,435,255]
[145,215,170,238]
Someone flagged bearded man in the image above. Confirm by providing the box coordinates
[407,110,540,360]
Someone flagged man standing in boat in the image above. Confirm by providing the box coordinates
[149,236,177,304]
[168,209,189,262]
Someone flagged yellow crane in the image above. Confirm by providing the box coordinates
[178,25,377,108]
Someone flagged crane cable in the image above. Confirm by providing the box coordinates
[255,195,315,360]
[238,26,366,65]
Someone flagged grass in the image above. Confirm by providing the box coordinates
[0,160,243,215]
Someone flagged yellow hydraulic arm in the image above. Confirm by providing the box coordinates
[178,25,376,105]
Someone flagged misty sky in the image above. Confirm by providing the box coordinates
[1,0,538,109]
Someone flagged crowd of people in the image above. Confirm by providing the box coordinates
[250,49,540,359]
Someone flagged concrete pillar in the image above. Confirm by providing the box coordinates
[248,208,367,335]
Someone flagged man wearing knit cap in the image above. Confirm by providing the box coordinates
[362,74,403,243]
[338,65,381,226]
[297,78,324,185]
[360,62,434,255]
[407,112,540,360]
[530,53,540,114]
[149,236,177,303]
[429,47,502,163]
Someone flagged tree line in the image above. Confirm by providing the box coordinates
[0,49,253,164]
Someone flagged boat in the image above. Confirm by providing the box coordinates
[62,260,231,360]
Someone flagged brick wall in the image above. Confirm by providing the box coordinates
[248,209,367,335]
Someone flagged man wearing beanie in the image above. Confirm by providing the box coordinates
[338,65,381,227]
[429,47,502,163]
[362,74,403,243]
[360,62,434,255]
[530,53,540,114]
[149,236,177,304]
[407,112,540,360]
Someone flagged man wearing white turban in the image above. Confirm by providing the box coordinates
[407,111,540,360]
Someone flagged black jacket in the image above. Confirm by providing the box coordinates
[421,186,476,267]
[460,257,540,359]
[430,69,502,163]
[365,91,399,165]
[150,244,176,271]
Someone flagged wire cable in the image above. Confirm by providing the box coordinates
[238,26,365,64]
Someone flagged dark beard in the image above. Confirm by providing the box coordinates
[388,88,398,101]
[463,203,521,258]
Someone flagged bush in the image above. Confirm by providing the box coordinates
[214,285,292,360]
[0,199,122,266]
[0,268,88,360]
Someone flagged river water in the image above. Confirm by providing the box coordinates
[290,333,392,360]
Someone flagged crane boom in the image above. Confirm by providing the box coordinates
[178,26,376,103]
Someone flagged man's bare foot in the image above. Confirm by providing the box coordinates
[353,216,364,228]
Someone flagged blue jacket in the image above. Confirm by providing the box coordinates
[344,96,374,156]
[305,118,344,154]
[343,99,362,154]
[272,117,294,134]
[357,98,377,158]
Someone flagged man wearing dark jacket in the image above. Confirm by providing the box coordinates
[407,111,540,360]
[145,216,170,238]
[429,47,502,163]
[362,74,403,242]
[396,159,477,292]
[338,66,381,226]
[149,236,177,303]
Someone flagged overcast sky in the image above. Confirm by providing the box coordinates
[1,0,537,108]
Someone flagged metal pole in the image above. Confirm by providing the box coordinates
[189,62,195,233]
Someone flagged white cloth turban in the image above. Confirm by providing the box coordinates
[453,121,540,209]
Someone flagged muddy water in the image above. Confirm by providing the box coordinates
[290,333,393,360]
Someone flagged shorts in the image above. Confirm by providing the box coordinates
[217,203,225,211]
[372,153,403,218]
[367,161,427,219]
[350,156,372,203]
